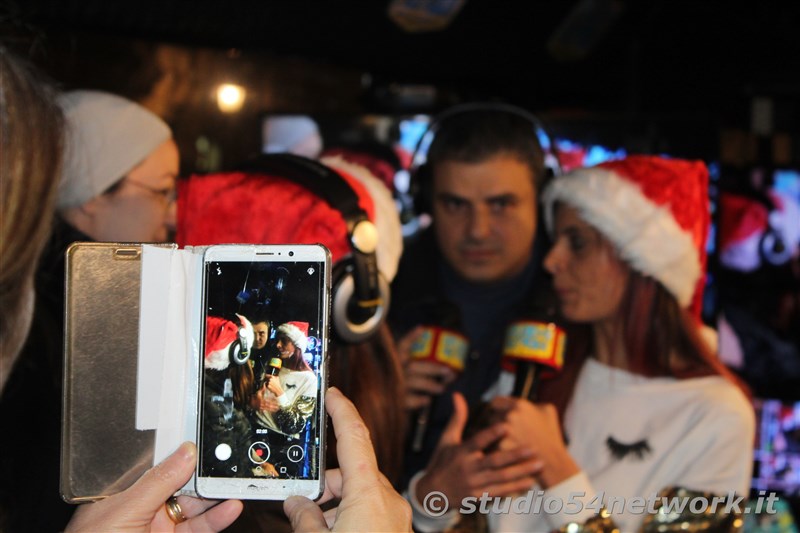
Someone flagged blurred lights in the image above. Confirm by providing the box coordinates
[216,84,246,113]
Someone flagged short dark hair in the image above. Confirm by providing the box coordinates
[427,109,546,189]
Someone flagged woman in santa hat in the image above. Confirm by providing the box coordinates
[411,156,755,532]
[250,321,317,444]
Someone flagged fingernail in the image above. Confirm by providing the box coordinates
[178,441,196,461]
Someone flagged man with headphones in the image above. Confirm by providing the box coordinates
[389,104,557,529]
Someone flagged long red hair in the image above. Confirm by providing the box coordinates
[539,271,749,419]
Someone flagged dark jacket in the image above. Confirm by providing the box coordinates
[388,226,556,483]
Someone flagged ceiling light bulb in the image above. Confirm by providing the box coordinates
[217,84,246,113]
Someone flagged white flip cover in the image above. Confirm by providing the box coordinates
[137,245,206,496]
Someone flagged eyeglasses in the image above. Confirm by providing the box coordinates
[124,179,177,205]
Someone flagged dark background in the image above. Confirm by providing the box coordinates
[4,0,800,168]
[3,0,800,523]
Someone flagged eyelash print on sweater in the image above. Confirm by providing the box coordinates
[606,436,651,461]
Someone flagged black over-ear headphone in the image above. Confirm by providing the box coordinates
[407,103,562,216]
[238,153,390,344]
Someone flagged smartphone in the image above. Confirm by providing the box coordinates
[195,244,330,500]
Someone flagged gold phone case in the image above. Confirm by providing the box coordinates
[61,242,169,502]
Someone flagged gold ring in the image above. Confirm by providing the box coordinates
[165,496,188,524]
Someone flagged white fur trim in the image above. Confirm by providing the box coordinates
[543,168,701,307]
[321,155,403,282]
[205,349,230,370]
[277,323,307,353]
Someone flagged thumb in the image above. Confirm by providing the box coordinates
[284,495,331,533]
[438,392,468,447]
[124,442,195,513]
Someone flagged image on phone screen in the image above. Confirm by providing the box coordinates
[197,245,328,498]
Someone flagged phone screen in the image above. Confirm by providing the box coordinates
[197,245,328,499]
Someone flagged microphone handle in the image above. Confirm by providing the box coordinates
[411,400,433,452]
[512,362,541,401]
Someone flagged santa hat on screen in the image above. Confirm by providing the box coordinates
[543,155,710,318]
[719,191,800,271]
[277,321,309,353]
[205,314,254,370]
[176,154,402,288]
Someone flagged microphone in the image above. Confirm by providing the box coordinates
[462,312,565,441]
[258,357,282,390]
[409,325,468,451]
[502,319,565,401]
[266,356,282,377]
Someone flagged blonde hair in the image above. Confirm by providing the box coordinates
[0,48,64,374]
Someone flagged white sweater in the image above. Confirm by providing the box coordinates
[411,358,755,532]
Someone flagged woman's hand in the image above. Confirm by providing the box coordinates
[267,375,284,397]
[490,397,580,489]
[283,387,412,532]
[251,383,280,412]
[66,442,242,532]
[416,393,543,507]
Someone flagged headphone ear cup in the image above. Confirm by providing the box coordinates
[229,340,250,365]
[331,263,391,344]
[760,226,791,266]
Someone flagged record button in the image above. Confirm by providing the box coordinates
[248,442,271,464]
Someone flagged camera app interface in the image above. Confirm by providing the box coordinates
[200,259,324,481]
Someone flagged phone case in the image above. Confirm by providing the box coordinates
[61,242,329,502]
[61,242,163,502]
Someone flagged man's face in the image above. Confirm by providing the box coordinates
[253,322,270,350]
[432,154,538,283]
[84,139,179,242]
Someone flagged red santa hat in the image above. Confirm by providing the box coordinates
[719,190,800,271]
[205,314,254,370]
[543,155,710,318]
[320,148,399,190]
[718,192,769,272]
[276,321,309,353]
[176,156,402,284]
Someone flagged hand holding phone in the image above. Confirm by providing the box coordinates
[283,388,412,532]
[197,244,330,501]
[66,443,243,533]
